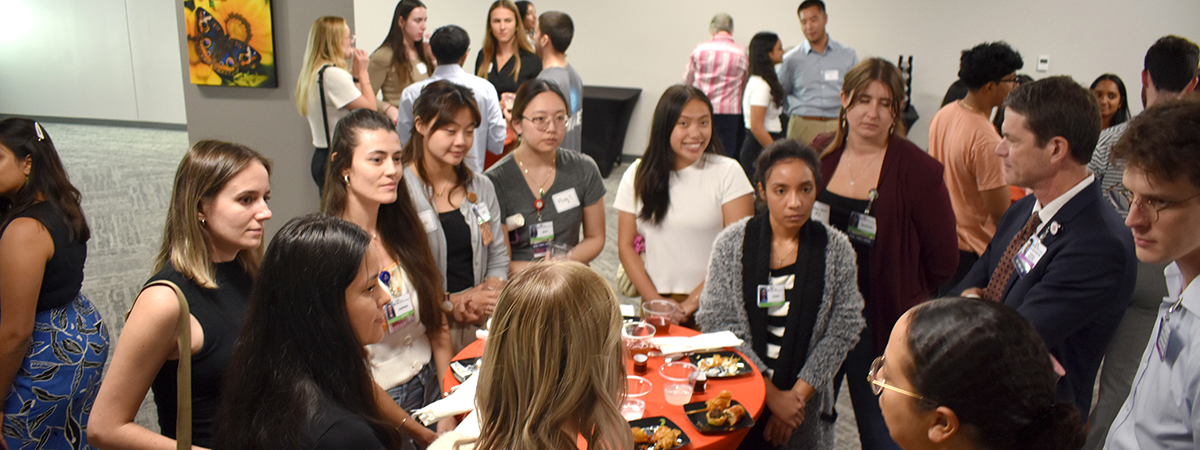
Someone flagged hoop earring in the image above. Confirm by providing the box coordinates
[888,124,896,136]
[343,174,350,186]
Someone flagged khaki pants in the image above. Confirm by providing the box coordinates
[787,115,840,148]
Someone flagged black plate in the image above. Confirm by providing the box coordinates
[450,357,479,383]
[684,399,755,433]
[629,416,691,450]
[689,351,752,378]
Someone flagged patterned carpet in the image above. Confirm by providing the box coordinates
[45,120,861,448]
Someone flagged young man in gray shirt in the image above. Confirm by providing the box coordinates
[533,11,583,153]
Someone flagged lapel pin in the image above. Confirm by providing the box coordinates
[1050,222,1061,235]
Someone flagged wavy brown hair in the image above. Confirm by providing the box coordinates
[821,58,908,157]
[476,0,535,81]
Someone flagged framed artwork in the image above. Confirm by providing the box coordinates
[184,0,277,87]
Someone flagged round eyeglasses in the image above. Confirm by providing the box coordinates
[868,356,927,401]
[1106,184,1200,223]
[520,114,569,132]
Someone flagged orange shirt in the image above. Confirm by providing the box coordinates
[928,102,1008,255]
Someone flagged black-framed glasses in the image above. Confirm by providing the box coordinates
[1106,183,1200,223]
[868,356,927,401]
[997,76,1020,85]
[521,114,568,132]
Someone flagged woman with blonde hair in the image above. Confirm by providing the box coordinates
[90,140,273,450]
[402,80,508,351]
[296,15,376,190]
[428,261,633,450]
[321,108,456,446]
[811,57,957,450]
[474,0,541,98]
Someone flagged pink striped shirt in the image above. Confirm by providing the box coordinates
[684,32,748,115]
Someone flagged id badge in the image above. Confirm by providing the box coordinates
[757,284,786,308]
[530,221,555,258]
[418,210,438,232]
[1013,236,1046,277]
[472,202,492,226]
[379,263,416,332]
[811,201,831,224]
[1156,316,1183,363]
[847,212,877,245]
[823,69,840,81]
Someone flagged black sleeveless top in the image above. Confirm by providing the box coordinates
[440,209,475,293]
[817,190,872,301]
[9,202,87,312]
[147,260,252,447]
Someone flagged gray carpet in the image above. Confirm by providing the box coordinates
[45,120,861,448]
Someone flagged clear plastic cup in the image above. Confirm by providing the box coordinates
[621,398,646,420]
[621,321,657,356]
[658,361,699,405]
[622,375,654,420]
[641,299,675,334]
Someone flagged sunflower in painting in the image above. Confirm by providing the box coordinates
[185,0,277,87]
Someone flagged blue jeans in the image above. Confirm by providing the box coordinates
[385,363,439,450]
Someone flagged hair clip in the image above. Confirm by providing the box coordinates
[34,122,45,141]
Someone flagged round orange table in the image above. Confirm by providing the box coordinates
[444,326,767,450]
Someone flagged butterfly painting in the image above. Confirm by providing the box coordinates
[185,0,276,87]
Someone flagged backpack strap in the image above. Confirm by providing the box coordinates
[318,64,332,148]
[138,280,193,450]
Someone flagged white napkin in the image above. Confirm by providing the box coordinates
[649,330,744,355]
[454,410,481,437]
[412,373,477,426]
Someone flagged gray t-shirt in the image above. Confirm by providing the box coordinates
[536,65,584,153]
[485,148,606,261]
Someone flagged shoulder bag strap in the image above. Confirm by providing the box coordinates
[318,64,332,148]
[139,280,193,450]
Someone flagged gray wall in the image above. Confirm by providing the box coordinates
[173,0,355,237]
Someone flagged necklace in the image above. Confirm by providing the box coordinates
[515,151,556,214]
[846,146,886,187]
[773,239,799,267]
[958,99,987,116]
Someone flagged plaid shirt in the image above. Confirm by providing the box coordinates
[684,32,748,115]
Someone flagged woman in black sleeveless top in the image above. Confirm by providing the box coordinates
[0,118,108,450]
[89,141,273,449]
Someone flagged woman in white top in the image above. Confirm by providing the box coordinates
[320,109,455,446]
[615,84,754,326]
[738,32,786,180]
[295,16,376,191]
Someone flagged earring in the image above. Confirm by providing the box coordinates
[888,124,896,136]
[841,117,849,130]
[343,174,350,186]
[200,218,207,226]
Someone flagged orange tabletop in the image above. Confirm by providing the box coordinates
[444,326,767,450]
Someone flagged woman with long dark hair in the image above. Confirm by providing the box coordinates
[369,0,435,123]
[90,140,273,450]
[1088,73,1133,196]
[698,140,865,449]
[321,109,454,446]
[485,79,606,274]
[876,297,1084,450]
[214,214,405,449]
[1091,73,1131,130]
[738,32,787,179]
[474,0,541,97]
[614,85,754,326]
[0,119,108,450]
[402,80,509,351]
[514,1,537,45]
[812,58,958,450]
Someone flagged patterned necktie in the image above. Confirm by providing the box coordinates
[981,213,1042,302]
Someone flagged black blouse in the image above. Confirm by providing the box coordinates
[440,209,475,293]
[473,48,542,95]
[9,202,87,312]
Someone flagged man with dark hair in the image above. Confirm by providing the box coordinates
[1085,36,1200,450]
[683,13,747,157]
[778,0,858,146]
[1104,97,1200,450]
[929,42,1024,295]
[396,25,505,173]
[954,76,1137,419]
[534,11,584,153]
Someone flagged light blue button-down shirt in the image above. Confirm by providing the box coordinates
[777,37,858,118]
[1105,263,1200,449]
[397,64,506,173]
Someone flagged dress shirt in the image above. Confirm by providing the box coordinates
[396,64,506,173]
[777,37,858,118]
[684,32,748,115]
[1105,263,1200,450]
[1031,174,1096,233]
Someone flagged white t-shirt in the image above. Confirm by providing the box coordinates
[305,66,361,148]
[614,155,754,294]
[742,75,783,133]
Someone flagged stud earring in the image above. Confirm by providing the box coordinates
[200,218,207,226]
[343,174,350,186]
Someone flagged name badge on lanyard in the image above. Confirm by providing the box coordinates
[1157,299,1186,363]
[846,189,878,246]
[530,221,555,258]
[757,284,786,308]
[379,263,416,332]
[1014,224,1053,277]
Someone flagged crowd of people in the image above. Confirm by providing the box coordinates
[2,1,1199,450]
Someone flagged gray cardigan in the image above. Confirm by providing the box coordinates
[696,218,864,449]
[404,167,509,349]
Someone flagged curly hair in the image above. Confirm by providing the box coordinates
[958,41,1024,90]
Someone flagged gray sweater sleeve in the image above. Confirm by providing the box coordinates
[796,225,865,390]
[696,219,769,372]
[474,176,510,280]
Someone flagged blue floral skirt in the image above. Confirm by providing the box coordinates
[3,294,109,450]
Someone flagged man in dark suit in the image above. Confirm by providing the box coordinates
[953,76,1137,418]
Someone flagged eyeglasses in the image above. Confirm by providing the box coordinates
[521,114,569,132]
[998,76,1020,85]
[868,356,927,401]
[1106,184,1200,223]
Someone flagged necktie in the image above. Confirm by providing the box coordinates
[981,213,1042,302]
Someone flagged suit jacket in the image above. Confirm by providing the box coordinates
[953,179,1136,416]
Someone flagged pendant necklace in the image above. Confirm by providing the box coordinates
[515,151,556,218]
[847,145,886,187]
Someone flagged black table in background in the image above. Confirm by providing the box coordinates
[581,86,641,178]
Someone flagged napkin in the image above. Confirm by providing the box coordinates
[454,410,481,437]
[649,330,744,355]
[412,373,477,426]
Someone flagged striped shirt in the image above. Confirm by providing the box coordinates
[684,32,748,115]
[1088,122,1131,217]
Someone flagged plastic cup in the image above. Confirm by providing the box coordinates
[627,375,653,398]
[621,398,646,420]
[621,321,657,356]
[642,299,675,334]
[658,361,699,405]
